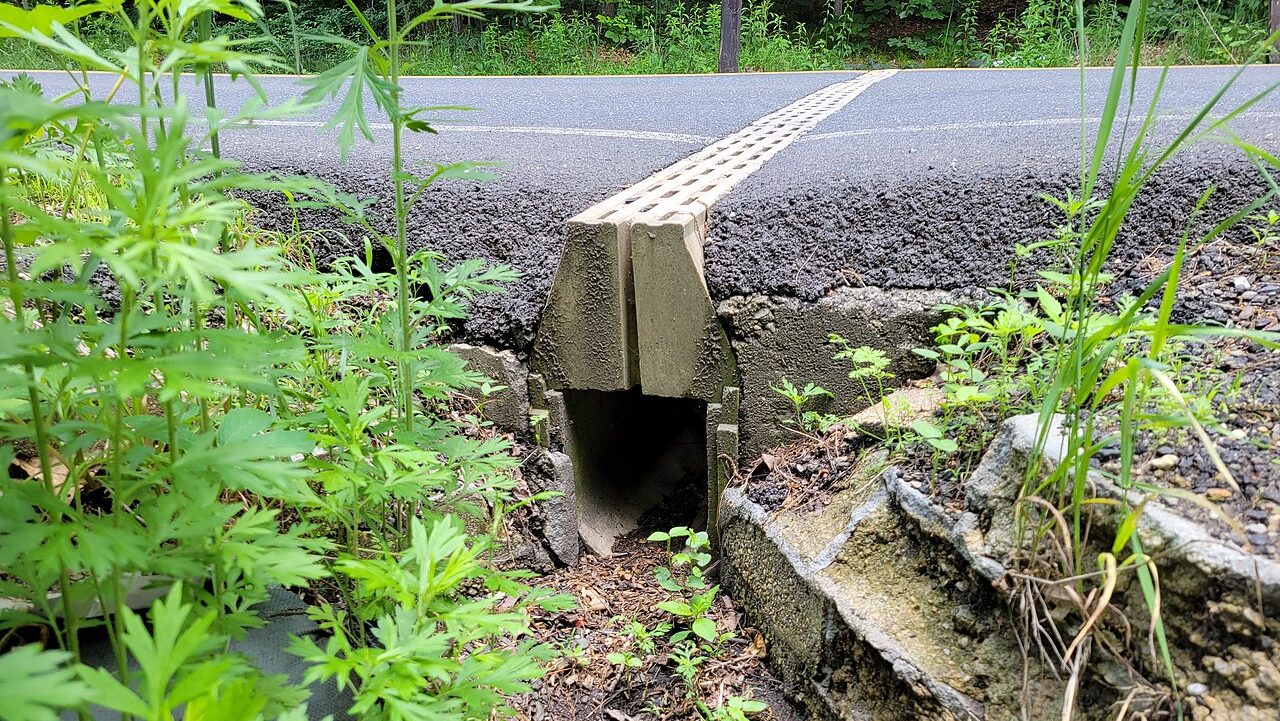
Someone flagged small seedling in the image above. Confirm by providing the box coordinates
[771,377,833,431]
[910,419,958,454]
[698,695,769,721]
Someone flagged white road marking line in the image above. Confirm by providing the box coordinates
[800,110,1280,142]
[242,118,716,145]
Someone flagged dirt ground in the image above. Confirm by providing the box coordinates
[508,535,804,721]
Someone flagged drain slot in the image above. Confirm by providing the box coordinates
[562,388,707,555]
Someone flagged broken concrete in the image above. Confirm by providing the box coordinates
[844,386,946,437]
[724,413,1280,720]
[956,415,1280,720]
[528,450,580,566]
[720,465,1059,720]
[450,343,530,432]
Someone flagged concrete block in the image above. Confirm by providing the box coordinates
[706,402,723,550]
[531,219,637,392]
[717,288,953,458]
[721,385,741,424]
[630,215,735,401]
[715,422,738,497]
[719,484,1009,720]
[450,343,530,432]
[530,450,580,566]
[543,389,568,448]
[527,372,549,407]
[711,421,739,554]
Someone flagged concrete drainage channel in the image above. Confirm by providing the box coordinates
[326,71,1278,719]
[520,70,898,556]
[445,70,1011,717]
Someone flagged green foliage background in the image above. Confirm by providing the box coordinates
[0,0,1275,72]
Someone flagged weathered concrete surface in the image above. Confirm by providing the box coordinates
[720,465,1053,720]
[936,414,1280,719]
[528,450,580,566]
[531,219,638,392]
[631,216,736,400]
[558,389,707,555]
[718,288,952,456]
[450,343,530,431]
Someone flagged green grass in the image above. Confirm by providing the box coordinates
[2,0,1272,75]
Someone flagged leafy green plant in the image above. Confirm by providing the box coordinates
[697,694,768,721]
[668,639,707,697]
[619,618,672,656]
[0,1,568,720]
[607,649,644,671]
[80,584,306,720]
[1009,0,1280,711]
[648,527,729,646]
[909,419,957,454]
[0,2,328,706]
[0,644,91,721]
[288,518,555,721]
[771,377,834,432]
[648,526,710,592]
[829,335,893,405]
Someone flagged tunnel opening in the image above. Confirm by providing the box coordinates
[561,388,708,555]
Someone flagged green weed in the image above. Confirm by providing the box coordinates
[0,0,571,718]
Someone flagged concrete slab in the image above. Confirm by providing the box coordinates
[717,288,953,456]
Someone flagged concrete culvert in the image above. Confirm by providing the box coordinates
[561,388,707,555]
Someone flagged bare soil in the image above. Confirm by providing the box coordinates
[507,535,803,721]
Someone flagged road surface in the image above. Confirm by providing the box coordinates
[7,67,1279,348]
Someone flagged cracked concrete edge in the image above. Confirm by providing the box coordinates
[719,486,984,720]
[449,343,530,432]
[533,451,580,566]
[966,414,1280,597]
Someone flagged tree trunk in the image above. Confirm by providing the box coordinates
[833,0,844,17]
[718,0,741,73]
[1271,0,1279,63]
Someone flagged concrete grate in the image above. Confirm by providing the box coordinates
[533,70,898,398]
[574,69,898,228]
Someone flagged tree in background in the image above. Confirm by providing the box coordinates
[719,0,741,70]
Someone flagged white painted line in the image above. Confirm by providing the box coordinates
[241,118,715,145]
[799,110,1280,142]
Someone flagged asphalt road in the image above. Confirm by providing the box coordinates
[8,67,1279,348]
[708,66,1280,301]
